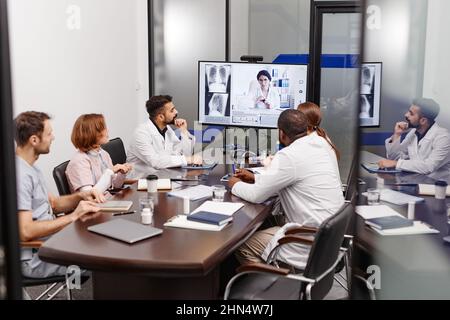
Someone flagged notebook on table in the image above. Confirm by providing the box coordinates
[361,163,402,174]
[96,201,133,212]
[167,185,213,201]
[87,219,163,243]
[365,216,414,230]
[187,211,233,226]
[164,215,229,231]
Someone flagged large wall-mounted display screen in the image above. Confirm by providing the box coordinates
[198,61,308,128]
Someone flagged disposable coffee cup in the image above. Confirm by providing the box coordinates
[435,180,448,200]
[146,175,158,193]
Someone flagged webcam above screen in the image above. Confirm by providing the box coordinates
[240,55,264,63]
[198,61,308,129]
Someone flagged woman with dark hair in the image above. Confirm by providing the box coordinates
[249,70,280,109]
[297,102,341,160]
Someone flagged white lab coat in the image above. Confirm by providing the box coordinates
[386,123,450,174]
[249,85,281,109]
[232,133,344,269]
[127,119,195,178]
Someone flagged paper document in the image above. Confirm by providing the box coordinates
[191,201,244,216]
[137,179,172,191]
[164,215,228,231]
[362,189,425,205]
[371,221,439,236]
[355,205,403,219]
[167,185,213,201]
[418,184,450,197]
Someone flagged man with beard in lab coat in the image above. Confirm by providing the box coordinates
[127,95,201,178]
[378,98,450,174]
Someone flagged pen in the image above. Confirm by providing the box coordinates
[112,210,136,216]
[232,163,235,174]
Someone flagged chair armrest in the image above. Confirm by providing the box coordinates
[236,263,290,276]
[278,235,314,246]
[285,226,318,235]
[21,240,43,248]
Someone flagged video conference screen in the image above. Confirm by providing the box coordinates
[198,61,308,128]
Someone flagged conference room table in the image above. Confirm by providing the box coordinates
[39,164,273,299]
[354,151,450,299]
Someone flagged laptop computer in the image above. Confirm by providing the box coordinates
[87,219,163,244]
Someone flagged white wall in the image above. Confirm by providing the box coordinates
[423,0,450,129]
[8,0,149,194]
[152,0,226,125]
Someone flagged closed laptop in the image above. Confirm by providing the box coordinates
[87,218,163,243]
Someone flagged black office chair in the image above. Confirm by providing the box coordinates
[224,203,353,300]
[101,137,127,165]
[53,160,71,196]
[21,241,89,300]
[343,154,358,201]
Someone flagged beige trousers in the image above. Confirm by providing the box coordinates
[235,226,281,265]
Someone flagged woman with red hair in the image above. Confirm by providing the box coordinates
[66,114,132,193]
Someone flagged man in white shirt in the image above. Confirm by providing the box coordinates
[378,98,450,174]
[228,109,344,269]
[127,95,201,178]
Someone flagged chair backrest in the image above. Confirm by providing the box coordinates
[101,137,127,165]
[302,203,353,300]
[344,154,358,202]
[53,160,71,196]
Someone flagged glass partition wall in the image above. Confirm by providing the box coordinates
[354,0,450,299]
[150,0,363,183]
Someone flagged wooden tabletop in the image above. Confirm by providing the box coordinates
[39,164,272,277]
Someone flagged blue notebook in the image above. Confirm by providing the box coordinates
[182,161,218,170]
[186,211,233,226]
[361,163,402,174]
[365,215,414,230]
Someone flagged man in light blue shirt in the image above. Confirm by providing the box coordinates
[15,111,103,278]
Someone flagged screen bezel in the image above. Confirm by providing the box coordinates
[197,60,309,129]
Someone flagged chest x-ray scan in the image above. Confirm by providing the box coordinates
[359,63,382,127]
[207,93,229,117]
[206,64,231,93]
[361,65,375,95]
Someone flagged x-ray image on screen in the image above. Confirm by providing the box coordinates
[360,94,374,118]
[205,64,231,93]
[206,93,229,117]
[359,62,382,127]
[360,65,375,95]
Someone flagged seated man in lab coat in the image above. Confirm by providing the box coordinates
[127,95,201,178]
[228,109,344,269]
[378,98,450,174]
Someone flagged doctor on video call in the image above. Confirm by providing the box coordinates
[248,70,280,109]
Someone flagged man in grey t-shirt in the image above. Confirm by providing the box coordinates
[15,111,104,278]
